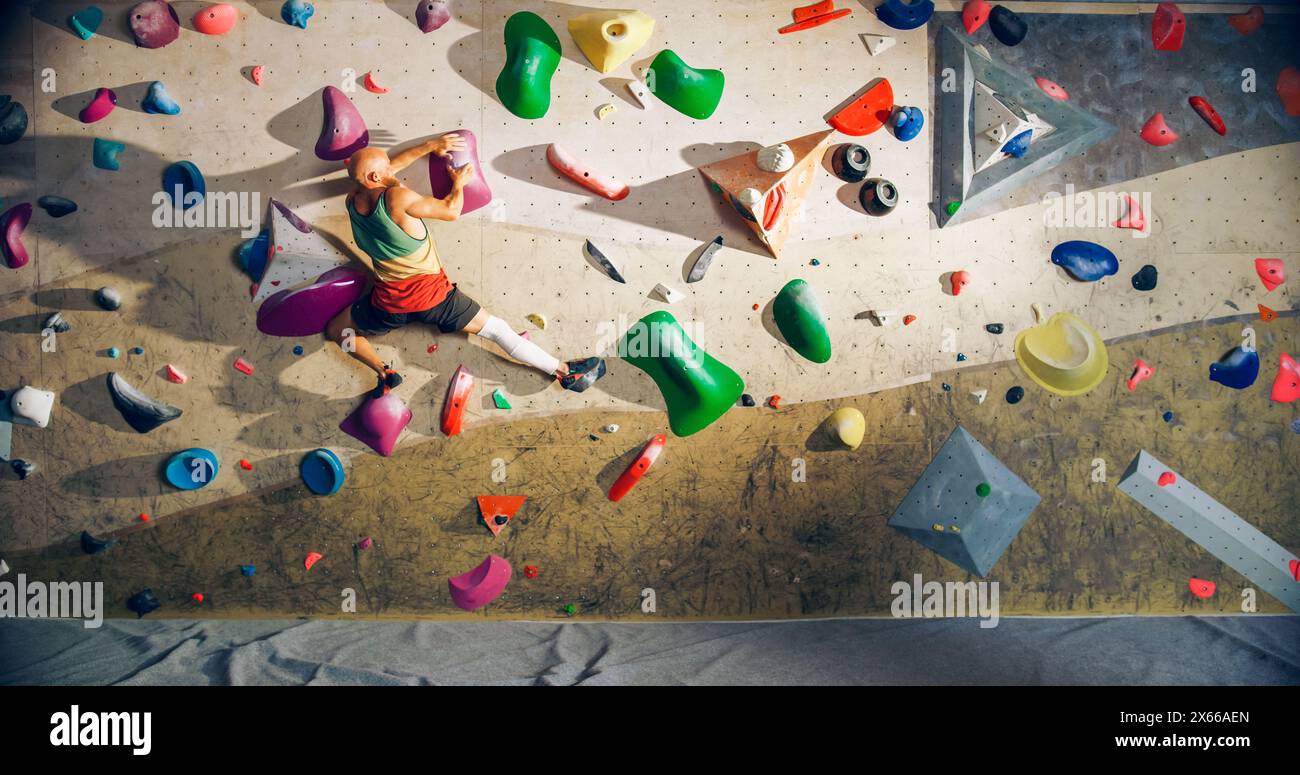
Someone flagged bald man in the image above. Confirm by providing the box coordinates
[326,134,604,397]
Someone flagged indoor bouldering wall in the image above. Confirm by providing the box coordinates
[0,1,1296,622]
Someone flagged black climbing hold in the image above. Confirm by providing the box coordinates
[740,393,756,407]
[942,383,952,391]
[1006,385,1025,404]
[560,356,606,393]
[985,323,1004,334]
[127,588,161,618]
[95,286,122,311]
[43,311,70,333]
[956,353,967,362]
[989,5,1027,46]
[0,95,28,145]
[832,143,871,183]
[37,195,78,218]
[494,515,508,525]
[81,530,114,555]
[107,372,183,433]
[583,240,626,284]
[859,178,898,216]
[1132,264,1158,292]
[10,459,35,479]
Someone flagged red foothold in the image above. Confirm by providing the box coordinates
[1188,96,1226,136]
[192,592,205,603]
[357,537,373,550]
[1151,1,1185,52]
[234,356,255,375]
[1290,559,1299,582]
[768,395,781,409]
[1127,358,1155,391]
[962,0,990,35]
[1227,5,1263,36]
[950,270,971,296]
[1158,471,1176,487]
[523,564,539,579]
[903,314,916,325]
[251,65,264,86]
[1114,194,1147,231]
[1278,67,1300,117]
[304,551,323,570]
[1188,577,1216,599]
[1255,258,1285,292]
[1258,304,1277,322]
[239,459,252,470]
[138,513,150,522]
[1140,112,1179,146]
[362,71,389,94]
[165,363,189,384]
[1269,353,1300,403]
[426,343,438,353]
[1034,77,1069,101]
[752,303,760,311]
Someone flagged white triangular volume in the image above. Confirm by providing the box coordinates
[971,389,988,404]
[253,199,353,304]
[0,558,9,577]
[652,283,685,304]
[626,79,653,110]
[861,33,895,56]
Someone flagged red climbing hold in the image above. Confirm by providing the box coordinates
[779,4,851,34]
[362,71,389,94]
[828,79,894,137]
[192,592,205,603]
[1035,77,1068,101]
[1255,258,1285,292]
[234,356,254,375]
[1291,559,1300,582]
[792,0,833,22]
[950,270,971,296]
[1158,471,1176,487]
[1188,577,1215,599]
[1140,112,1179,146]
[962,0,990,35]
[251,65,264,86]
[1151,2,1185,52]
[768,395,781,409]
[903,314,916,325]
[304,551,322,570]
[1114,194,1147,231]
[1277,67,1300,117]
[1270,353,1300,403]
[440,364,473,436]
[1187,96,1226,136]
[523,564,539,579]
[1127,359,1155,391]
[426,343,438,353]
[1258,304,1277,322]
[476,495,527,538]
[609,434,666,502]
[193,3,238,35]
[165,364,188,384]
[238,459,252,470]
[1227,5,1263,36]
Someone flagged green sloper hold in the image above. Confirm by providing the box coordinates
[619,310,745,437]
[773,279,831,364]
[646,49,724,120]
[496,12,561,120]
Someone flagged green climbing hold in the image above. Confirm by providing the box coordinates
[619,310,745,437]
[646,49,724,120]
[976,482,991,497]
[562,603,576,616]
[70,6,104,40]
[491,388,512,409]
[495,12,561,120]
[946,201,961,216]
[773,279,831,364]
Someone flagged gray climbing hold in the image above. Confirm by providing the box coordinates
[127,588,160,618]
[686,235,723,283]
[11,459,35,479]
[582,240,626,283]
[0,96,28,145]
[887,426,1042,577]
[95,286,121,310]
[985,323,1004,334]
[107,372,182,433]
[37,195,78,218]
[43,312,70,333]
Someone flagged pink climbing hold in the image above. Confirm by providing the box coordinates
[2,202,32,270]
[1277,67,1300,117]
[416,0,451,33]
[315,86,369,162]
[1227,6,1263,36]
[448,555,512,612]
[1114,194,1146,231]
[1255,258,1285,292]
[1151,2,1185,52]
[193,3,238,35]
[129,0,181,49]
[950,270,971,296]
[304,551,323,570]
[1127,359,1154,391]
[1140,112,1179,147]
[233,356,254,375]
[1035,77,1068,101]
[251,65,264,86]
[429,129,492,216]
[256,266,367,337]
[340,391,412,456]
[79,88,117,124]
[961,0,990,35]
[165,364,188,384]
[362,72,389,94]
[1270,353,1300,403]
[546,143,629,201]
[1188,96,1226,136]
[1158,471,1176,487]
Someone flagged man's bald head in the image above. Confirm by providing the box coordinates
[347,147,398,189]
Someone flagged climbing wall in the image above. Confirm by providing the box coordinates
[0,0,1297,561]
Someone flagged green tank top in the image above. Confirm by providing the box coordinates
[347,190,429,262]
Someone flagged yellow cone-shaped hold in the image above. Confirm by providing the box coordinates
[1014,312,1109,396]
[824,407,866,450]
[568,9,655,73]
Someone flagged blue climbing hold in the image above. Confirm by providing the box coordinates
[69,6,104,40]
[93,138,125,171]
[1208,346,1259,390]
[875,0,934,30]
[300,448,345,496]
[956,353,967,362]
[1051,240,1118,282]
[238,228,270,280]
[1162,411,1174,423]
[293,345,304,356]
[1291,417,1300,434]
[892,106,924,142]
[162,161,205,209]
[1006,385,1025,404]
[165,448,219,490]
[142,81,181,115]
[106,347,120,358]
[241,564,256,577]
[942,383,951,391]
[130,346,144,355]
[281,0,314,28]
[1001,129,1032,158]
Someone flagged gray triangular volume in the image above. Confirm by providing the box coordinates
[933,26,1115,227]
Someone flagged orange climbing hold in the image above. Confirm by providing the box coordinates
[1277,67,1300,117]
[950,270,971,296]
[768,395,781,409]
[903,314,916,325]
[828,79,894,137]
[304,551,323,570]
[1258,304,1277,322]
[1158,471,1176,487]
[962,0,990,35]
[1188,577,1215,599]
[476,495,527,538]
[1270,353,1300,403]
[780,1,851,34]
[1140,112,1178,146]
[1255,258,1285,291]
[1227,6,1263,36]
[1127,359,1155,391]
[1114,194,1146,231]
[1151,2,1185,52]
[193,3,238,35]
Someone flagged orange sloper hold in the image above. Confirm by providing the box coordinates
[1258,304,1277,322]
[698,129,835,259]
[828,80,893,136]
[1255,257,1285,291]
[477,495,527,537]
[1270,353,1300,403]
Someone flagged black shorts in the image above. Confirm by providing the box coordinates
[350,285,482,336]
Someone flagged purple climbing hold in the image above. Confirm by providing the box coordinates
[256,266,367,337]
[340,392,412,457]
[428,128,491,215]
[2,202,32,270]
[79,87,116,124]
[416,0,451,32]
[129,1,181,49]
[315,86,369,162]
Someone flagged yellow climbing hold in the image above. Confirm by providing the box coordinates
[1014,312,1109,396]
[596,103,616,121]
[824,407,865,450]
[568,9,655,73]
[526,313,547,330]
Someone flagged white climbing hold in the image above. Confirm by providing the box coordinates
[861,33,895,56]
[1031,302,1045,323]
[526,313,547,330]
[868,309,897,326]
[604,423,619,433]
[10,386,55,428]
[971,389,988,404]
[756,143,794,173]
[0,559,8,577]
[652,283,685,304]
[596,103,616,121]
[626,79,653,110]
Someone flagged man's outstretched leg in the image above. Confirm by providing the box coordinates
[461,308,606,392]
[326,307,402,397]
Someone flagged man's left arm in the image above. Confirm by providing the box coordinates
[388,133,463,173]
